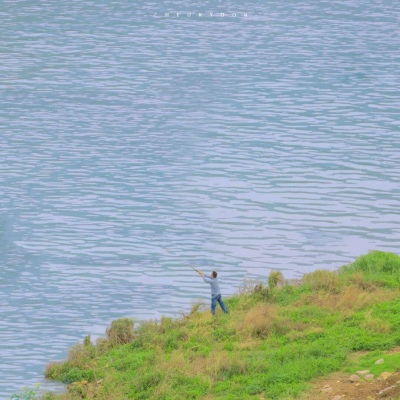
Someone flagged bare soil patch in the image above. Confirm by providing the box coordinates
[302,371,400,400]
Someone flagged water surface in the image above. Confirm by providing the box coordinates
[1,0,399,397]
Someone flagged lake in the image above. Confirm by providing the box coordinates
[1,0,399,397]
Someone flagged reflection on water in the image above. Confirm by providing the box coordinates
[1,0,399,397]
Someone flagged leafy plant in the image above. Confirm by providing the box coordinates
[10,386,39,400]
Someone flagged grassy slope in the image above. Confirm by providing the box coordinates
[43,251,400,400]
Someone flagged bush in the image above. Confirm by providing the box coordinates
[10,386,39,400]
[47,336,96,373]
[136,320,161,347]
[250,284,271,301]
[240,304,277,338]
[106,318,135,346]
[67,340,95,368]
[45,361,95,384]
[268,271,284,290]
[303,270,340,293]
[45,362,70,380]
[95,337,110,355]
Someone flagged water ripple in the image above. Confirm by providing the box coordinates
[1,0,399,397]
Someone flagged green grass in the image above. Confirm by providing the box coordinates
[345,350,400,376]
[40,251,400,400]
[341,250,400,287]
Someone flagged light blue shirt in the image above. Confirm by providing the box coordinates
[203,276,221,296]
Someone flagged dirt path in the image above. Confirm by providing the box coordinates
[301,371,400,400]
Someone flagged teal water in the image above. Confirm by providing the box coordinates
[1,0,399,397]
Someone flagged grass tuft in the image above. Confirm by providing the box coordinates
[361,310,392,334]
[67,341,95,368]
[239,303,278,338]
[348,272,377,290]
[106,318,135,347]
[303,269,340,293]
[268,271,284,290]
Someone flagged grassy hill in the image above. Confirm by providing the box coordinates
[20,251,400,400]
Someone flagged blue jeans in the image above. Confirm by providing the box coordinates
[211,294,228,315]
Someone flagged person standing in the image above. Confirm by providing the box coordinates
[193,268,228,315]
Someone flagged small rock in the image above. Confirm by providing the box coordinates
[375,358,385,365]
[321,384,333,393]
[380,372,392,380]
[332,395,345,400]
[365,374,374,380]
[378,385,397,397]
[357,370,370,375]
[349,374,360,382]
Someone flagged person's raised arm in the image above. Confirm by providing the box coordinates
[192,267,212,283]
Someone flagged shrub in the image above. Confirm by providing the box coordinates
[106,318,135,346]
[45,362,95,384]
[10,386,39,400]
[268,271,284,290]
[303,270,340,293]
[67,340,95,368]
[95,337,110,355]
[136,320,162,348]
[83,335,91,347]
[254,285,271,301]
[240,304,278,338]
[45,362,70,380]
